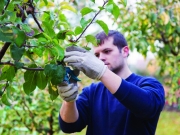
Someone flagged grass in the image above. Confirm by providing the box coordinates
[156,110,180,135]
[60,110,180,135]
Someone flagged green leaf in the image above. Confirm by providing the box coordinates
[48,84,58,100]
[33,46,45,57]
[74,26,83,35]
[12,27,26,47]
[91,0,95,3]
[10,44,25,61]
[122,0,127,7]
[51,65,65,85]
[106,4,113,13]
[44,64,65,85]
[42,32,52,41]
[42,20,55,38]
[6,66,16,82]
[54,44,64,61]
[24,64,37,81]
[21,24,32,33]
[2,94,11,106]
[58,12,68,22]
[80,7,94,16]
[96,20,109,35]
[44,64,55,78]
[106,3,120,19]
[43,0,48,5]
[36,71,47,90]
[14,61,24,69]
[85,35,97,46]
[150,13,157,23]
[23,65,38,95]
[80,18,91,29]
[0,27,13,42]
[57,31,66,40]
[0,0,5,13]
[60,2,77,13]
[0,66,9,81]
[23,81,36,95]
[112,3,120,19]
[176,26,180,34]
[6,86,15,100]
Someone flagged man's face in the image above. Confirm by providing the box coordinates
[94,37,128,74]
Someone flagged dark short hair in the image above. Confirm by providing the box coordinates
[95,30,128,51]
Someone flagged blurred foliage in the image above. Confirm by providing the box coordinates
[114,0,180,104]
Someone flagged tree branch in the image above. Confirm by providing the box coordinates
[0,42,11,62]
[13,108,32,131]
[48,113,54,135]
[160,32,178,56]
[0,62,44,71]
[75,0,108,42]
[22,96,34,119]
[31,13,44,32]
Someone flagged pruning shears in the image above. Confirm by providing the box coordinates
[60,67,81,86]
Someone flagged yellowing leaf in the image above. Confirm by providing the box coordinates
[60,2,69,6]
[39,1,55,8]
[60,2,77,13]
[160,12,170,25]
[23,0,29,3]
[51,85,57,91]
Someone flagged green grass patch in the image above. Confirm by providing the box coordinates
[156,110,180,135]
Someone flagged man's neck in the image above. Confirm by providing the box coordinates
[117,66,132,80]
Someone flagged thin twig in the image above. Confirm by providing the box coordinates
[28,0,44,32]
[1,81,9,96]
[0,62,44,71]
[31,13,44,32]
[13,108,32,131]
[75,0,108,42]
[2,0,10,14]
[22,96,34,118]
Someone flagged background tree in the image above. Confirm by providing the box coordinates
[113,0,180,105]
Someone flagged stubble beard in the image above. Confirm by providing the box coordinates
[110,64,124,75]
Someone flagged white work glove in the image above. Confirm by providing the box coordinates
[58,68,80,102]
[58,83,78,102]
[64,46,107,80]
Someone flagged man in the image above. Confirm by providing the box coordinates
[58,30,165,135]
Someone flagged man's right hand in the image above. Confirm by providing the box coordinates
[58,83,78,102]
[64,46,107,80]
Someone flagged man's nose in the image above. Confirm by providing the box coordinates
[98,53,106,61]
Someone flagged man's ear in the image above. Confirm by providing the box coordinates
[122,46,129,57]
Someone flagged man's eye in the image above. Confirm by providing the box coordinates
[105,50,111,53]
[95,54,99,57]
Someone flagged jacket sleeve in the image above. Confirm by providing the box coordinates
[113,77,165,119]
